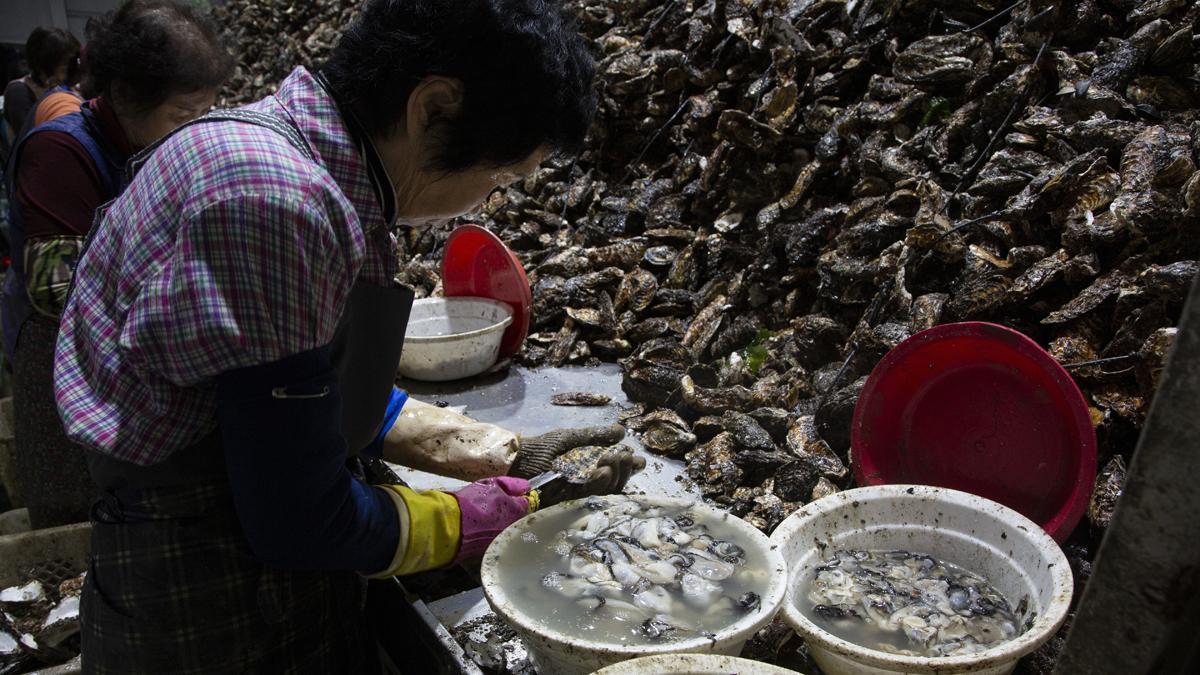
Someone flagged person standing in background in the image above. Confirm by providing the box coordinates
[3,27,81,141]
[29,51,90,130]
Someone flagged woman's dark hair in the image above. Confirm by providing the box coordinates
[84,0,234,114]
[25,27,81,86]
[323,0,597,172]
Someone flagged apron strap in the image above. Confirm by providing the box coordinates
[125,108,317,182]
[333,281,415,454]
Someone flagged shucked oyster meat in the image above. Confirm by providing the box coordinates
[501,497,768,645]
[806,550,1025,658]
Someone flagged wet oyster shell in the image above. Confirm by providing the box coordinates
[552,444,628,484]
[910,293,949,332]
[747,408,792,444]
[893,34,992,86]
[1136,327,1177,393]
[614,268,659,314]
[811,477,840,501]
[550,392,612,407]
[785,416,848,481]
[1043,270,1132,325]
[773,461,820,504]
[682,295,727,360]
[681,376,764,417]
[721,411,775,452]
[815,377,867,457]
[621,359,684,409]
[1088,455,1128,531]
[641,421,697,458]
[685,432,743,498]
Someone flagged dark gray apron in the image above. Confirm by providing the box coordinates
[78,110,416,674]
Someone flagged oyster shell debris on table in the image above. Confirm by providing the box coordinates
[550,391,612,406]
[0,572,85,674]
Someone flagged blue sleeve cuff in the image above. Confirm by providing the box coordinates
[363,387,408,458]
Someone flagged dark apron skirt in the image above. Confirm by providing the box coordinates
[80,280,414,674]
[11,313,94,527]
[83,475,376,674]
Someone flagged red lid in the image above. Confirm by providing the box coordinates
[441,224,531,358]
[851,322,1097,542]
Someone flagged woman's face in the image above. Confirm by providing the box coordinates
[398,149,547,226]
[123,88,217,149]
[43,61,71,88]
[380,76,550,225]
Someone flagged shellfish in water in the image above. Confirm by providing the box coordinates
[802,550,1025,657]
[495,497,770,644]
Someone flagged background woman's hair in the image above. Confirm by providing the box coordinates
[24,26,81,87]
[84,0,235,114]
[323,0,598,172]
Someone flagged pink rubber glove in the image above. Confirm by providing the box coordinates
[452,476,531,564]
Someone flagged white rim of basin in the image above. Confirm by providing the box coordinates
[403,297,513,344]
[770,484,1074,673]
[481,495,789,660]
[591,653,800,674]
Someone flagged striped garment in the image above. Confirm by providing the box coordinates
[54,67,398,465]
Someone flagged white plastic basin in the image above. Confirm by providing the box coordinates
[769,485,1073,675]
[481,496,789,675]
[397,297,513,381]
[591,653,801,674]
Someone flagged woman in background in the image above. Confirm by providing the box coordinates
[3,27,81,140]
[3,0,234,528]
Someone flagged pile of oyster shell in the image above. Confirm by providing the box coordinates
[212,0,359,108]
[215,2,1197,517]
[391,0,1196,542]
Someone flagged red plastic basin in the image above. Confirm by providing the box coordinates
[851,322,1097,542]
[441,224,531,358]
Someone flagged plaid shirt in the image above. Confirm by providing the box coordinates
[55,67,398,465]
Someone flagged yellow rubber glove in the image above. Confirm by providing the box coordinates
[371,485,461,577]
[370,478,538,577]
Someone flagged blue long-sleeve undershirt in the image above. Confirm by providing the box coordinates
[216,347,400,572]
[362,387,408,458]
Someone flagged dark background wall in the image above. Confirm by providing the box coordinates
[0,2,224,93]
[1,1,121,84]
[1,1,123,47]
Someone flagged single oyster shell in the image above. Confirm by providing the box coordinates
[551,392,612,407]
[552,444,628,484]
[0,581,45,605]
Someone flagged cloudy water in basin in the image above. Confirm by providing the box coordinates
[495,496,770,645]
[801,549,1027,658]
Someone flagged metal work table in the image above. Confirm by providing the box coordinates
[387,363,700,672]
[391,362,694,500]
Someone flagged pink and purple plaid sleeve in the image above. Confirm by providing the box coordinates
[54,68,384,465]
[121,188,359,387]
